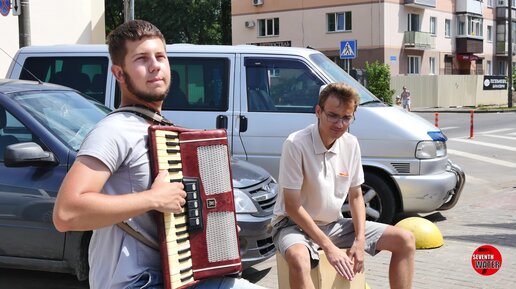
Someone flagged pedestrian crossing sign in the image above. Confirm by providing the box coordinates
[340,40,357,59]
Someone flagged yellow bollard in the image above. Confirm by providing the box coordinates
[395,217,444,249]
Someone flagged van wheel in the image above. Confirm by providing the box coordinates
[342,172,396,224]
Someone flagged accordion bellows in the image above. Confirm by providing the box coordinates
[148,125,242,289]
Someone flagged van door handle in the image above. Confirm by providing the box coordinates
[216,115,228,129]
[239,115,248,133]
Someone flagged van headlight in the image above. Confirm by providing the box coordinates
[233,188,258,214]
[416,141,447,159]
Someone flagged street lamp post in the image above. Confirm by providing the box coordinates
[124,0,134,22]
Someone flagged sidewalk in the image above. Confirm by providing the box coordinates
[411,106,516,113]
[242,186,516,289]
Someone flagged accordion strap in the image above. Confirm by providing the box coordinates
[111,105,169,251]
[111,105,174,126]
[117,222,160,251]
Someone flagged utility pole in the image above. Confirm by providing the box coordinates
[124,0,134,22]
[18,0,31,47]
[508,0,513,107]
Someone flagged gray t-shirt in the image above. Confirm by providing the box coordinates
[78,112,160,289]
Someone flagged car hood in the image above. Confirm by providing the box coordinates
[230,158,270,188]
[351,106,439,141]
[349,106,443,158]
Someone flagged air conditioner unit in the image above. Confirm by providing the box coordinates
[252,0,264,6]
[245,20,255,28]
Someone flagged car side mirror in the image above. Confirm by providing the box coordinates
[4,142,58,167]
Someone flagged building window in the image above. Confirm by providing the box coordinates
[408,13,420,31]
[487,25,493,42]
[408,56,421,74]
[487,0,493,7]
[430,17,437,35]
[429,57,436,75]
[444,55,453,74]
[327,12,352,32]
[457,14,483,37]
[486,60,492,75]
[476,59,483,75]
[497,61,506,75]
[445,19,451,37]
[258,18,279,37]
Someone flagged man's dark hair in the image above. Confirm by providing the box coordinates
[318,83,360,111]
[107,20,166,66]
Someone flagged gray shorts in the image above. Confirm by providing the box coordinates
[272,217,387,267]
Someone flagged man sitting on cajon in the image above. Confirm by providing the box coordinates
[271,83,416,289]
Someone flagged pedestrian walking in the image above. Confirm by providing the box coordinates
[400,86,411,111]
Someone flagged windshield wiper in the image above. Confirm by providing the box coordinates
[360,100,384,106]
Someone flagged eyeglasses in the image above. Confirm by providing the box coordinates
[322,110,355,124]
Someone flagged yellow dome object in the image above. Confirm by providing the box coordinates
[395,217,444,249]
[365,282,371,289]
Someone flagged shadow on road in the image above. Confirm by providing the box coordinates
[0,269,88,289]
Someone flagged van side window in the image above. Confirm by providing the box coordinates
[245,58,323,113]
[19,57,109,104]
[163,58,229,111]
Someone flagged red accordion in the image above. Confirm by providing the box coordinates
[148,125,242,289]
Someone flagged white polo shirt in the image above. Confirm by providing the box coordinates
[272,123,364,225]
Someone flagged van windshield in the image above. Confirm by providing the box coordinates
[309,54,380,105]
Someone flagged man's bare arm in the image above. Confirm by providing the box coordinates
[53,155,186,232]
[347,185,366,273]
[284,188,355,280]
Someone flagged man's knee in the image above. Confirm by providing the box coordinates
[399,229,416,253]
[284,245,312,275]
[377,225,416,254]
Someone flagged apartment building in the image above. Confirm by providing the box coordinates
[232,0,516,76]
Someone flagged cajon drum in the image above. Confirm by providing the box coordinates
[276,249,366,289]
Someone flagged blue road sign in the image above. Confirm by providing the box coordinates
[0,0,11,16]
[340,40,357,59]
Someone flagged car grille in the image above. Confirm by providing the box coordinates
[257,237,276,256]
[247,178,278,212]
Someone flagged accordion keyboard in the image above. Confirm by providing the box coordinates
[155,130,195,288]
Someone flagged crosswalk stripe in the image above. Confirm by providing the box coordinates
[449,138,516,152]
[448,149,516,168]
[479,128,513,134]
[464,174,490,185]
[483,134,516,141]
[439,126,459,131]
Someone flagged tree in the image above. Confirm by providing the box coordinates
[365,61,395,105]
[105,0,232,45]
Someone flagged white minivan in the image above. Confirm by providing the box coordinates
[7,44,465,224]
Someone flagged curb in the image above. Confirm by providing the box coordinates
[412,108,516,113]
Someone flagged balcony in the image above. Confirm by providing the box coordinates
[456,37,483,54]
[456,0,483,15]
[403,31,435,49]
[404,0,436,8]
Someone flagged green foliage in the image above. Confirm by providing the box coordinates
[105,0,232,45]
[364,61,395,105]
